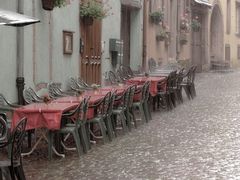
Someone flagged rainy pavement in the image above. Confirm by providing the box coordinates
[22,70,240,179]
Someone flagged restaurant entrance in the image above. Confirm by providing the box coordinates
[80,17,102,85]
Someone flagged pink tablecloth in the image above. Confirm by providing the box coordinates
[12,103,78,130]
[127,76,166,96]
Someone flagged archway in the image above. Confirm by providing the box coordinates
[210,4,224,62]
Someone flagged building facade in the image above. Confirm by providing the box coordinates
[0,0,80,102]
[143,0,240,71]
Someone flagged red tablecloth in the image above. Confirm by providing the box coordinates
[127,76,166,96]
[12,103,79,130]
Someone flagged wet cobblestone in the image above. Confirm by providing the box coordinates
[23,71,240,179]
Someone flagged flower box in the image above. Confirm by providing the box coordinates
[42,0,54,11]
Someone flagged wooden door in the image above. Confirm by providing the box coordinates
[121,5,131,66]
[80,18,102,85]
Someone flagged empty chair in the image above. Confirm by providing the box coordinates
[48,82,75,98]
[0,116,7,142]
[180,66,197,100]
[87,92,112,144]
[0,117,27,180]
[148,58,157,72]
[57,97,90,156]
[23,88,43,104]
[108,71,119,85]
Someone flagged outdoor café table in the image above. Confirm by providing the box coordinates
[126,76,166,97]
[11,102,79,159]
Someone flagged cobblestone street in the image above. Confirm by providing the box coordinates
[24,71,240,179]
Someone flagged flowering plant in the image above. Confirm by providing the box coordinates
[180,14,190,32]
[80,0,112,20]
[43,94,52,104]
[156,23,170,41]
[149,10,164,24]
[191,16,201,32]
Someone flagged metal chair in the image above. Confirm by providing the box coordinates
[0,116,7,142]
[108,71,119,85]
[0,117,27,180]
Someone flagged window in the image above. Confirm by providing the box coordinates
[226,0,231,34]
[236,2,240,35]
[238,45,240,59]
[225,44,231,61]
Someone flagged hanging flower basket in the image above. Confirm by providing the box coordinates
[42,0,54,11]
[179,33,188,45]
[191,19,201,32]
[156,35,165,41]
[149,11,164,25]
[83,16,94,26]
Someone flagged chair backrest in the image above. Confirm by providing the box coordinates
[128,85,136,108]
[108,71,118,84]
[0,116,7,141]
[23,88,35,104]
[28,87,43,101]
[122,86,131,108]
[61,97,90,127]
[11,117,27,164]
[47,82,64,98]
[148,58,157,72]
[119,65,132,78]
[144,81,150,102]
[166,71,177,91]
[107,91,116,116]
[190,66,197,83]
[0,94,12,106]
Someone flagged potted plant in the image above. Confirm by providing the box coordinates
[179,33,188,45]
[80,0,110,25]
[149,11,164,24]
[41,0,66,11]
[180,14,190,32]
[191,17,201,32]
[156,24,169,41]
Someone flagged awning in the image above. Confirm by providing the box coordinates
[0,9,40,27]
[194,0,212,7]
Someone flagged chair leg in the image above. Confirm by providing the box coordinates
[14,165,26,180]
[104,117,115,141]
[146,101,152,120]
[130,108,137,128]
[125,111,132,131]
[120,112,127,133]
[8,167,15,180]
[79,124,90,153]
[47,130,54,160]
[183,86,191,100]
[72,130,82,157]
[139,104,147,123]
[98,120,107,144]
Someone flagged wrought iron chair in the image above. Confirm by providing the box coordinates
[0,117,27,180]
[180,66,197,100]
[68,77,92,92]
[148,58,157,72]
[23,88,43,104]
[0,116,7,142]
[108,71,119,85]
[48,82,75,98]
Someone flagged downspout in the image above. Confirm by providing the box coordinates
[142,0,147,71]
[176,0,180,61]
[16,0,25,105]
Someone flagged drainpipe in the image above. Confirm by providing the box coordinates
[176,0,180,61]
[16,0,25,105]
[142,0,147,71]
